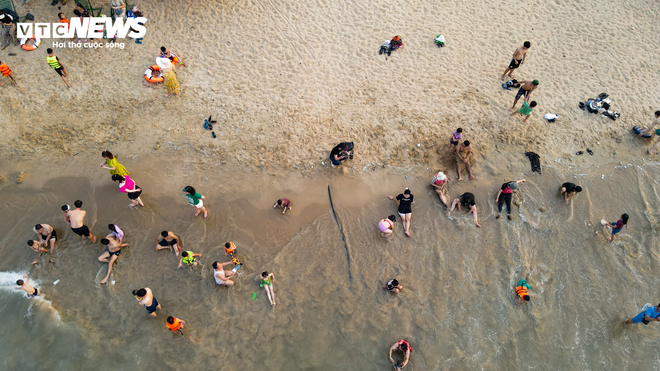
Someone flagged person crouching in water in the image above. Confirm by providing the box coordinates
[378,215,396,238]
[515,279,531,304]
[384,278,403,294]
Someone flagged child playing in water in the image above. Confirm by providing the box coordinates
[448,127,462,148]
[607,213,629,243]
[108,224,124,243]
[273,198,292,214]
[378,215,396,238]
[224,241,236,256]
[260,271,276,306]
[15,275,39,297]
[515,279,531,303]
[178,250,201,268]
[166,316,185,334]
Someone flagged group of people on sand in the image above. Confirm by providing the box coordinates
[499,41,539,122]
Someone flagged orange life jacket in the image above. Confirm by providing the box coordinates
[0,63,11,76]
[515,285,528,299]
[166,317,182,332]
[225,242,236,255]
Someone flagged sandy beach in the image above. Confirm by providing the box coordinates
[1,0,660,369]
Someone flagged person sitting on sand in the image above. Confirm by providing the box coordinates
[607,213,629,243]
[447,192,481,227]
[388,36,403,54]
[388,189,414,237]
[515,279,531,303]
[501,41,531,81]
[384,278,403,294]
[455,140,475,181]
[560,182,582,203]
[330,142,354,168]
[495,179,525,220]
[98,236,127,284]
[510,101,537,122]
[178,250,201,268]
[430,171,450,207]
[625,303,660,325]
[273,198,292,214]
[213,261,236,286]
[27,240,52,265]
[15,275,39,298]
[156,230,181,255]
[510,80,538,110]
[33,223,57,256]
[378,215,396,238]
[389,340,412,370]
[160,46,184,66]
[448,127,462,148]
[224,241,237,256]
[259,271,277,306]
[641,111,660,153]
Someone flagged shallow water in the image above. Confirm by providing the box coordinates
[2,153,660,370]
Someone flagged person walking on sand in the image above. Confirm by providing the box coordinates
[46,48,70,88]
[455,140,475,181]
[388,189,414,237]
[430,171,450,207]
[260,271,276,306]
[15,275,39,298]
[448,192,481,227]
[99,150,129,177]
[389,340,412,370]
[183,186,208,218]
[64,200,96,243]
[378,215,396,238]
[27,240,52,265]
[273,198,292,214]
[213,261,236,286]
[607,213,629,243]
[495,179,526,220]
[112,174,144,208]
[501,41,531,81]
[133,288,161,317]
[510,80,538,110]
[156,230,181,255]
[560,182,582,203]
[625,303,660,325]
[0,60,16,85]
[33,223,57,256]
[98,236,127,284]
[510,101,537,122]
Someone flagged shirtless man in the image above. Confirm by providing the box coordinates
[155,230,181,255]
[15,275,39,298]
[501,41,531,81]
[33,224,57,255]
[213,261,236,287]
[133,287,161,317]
[27,240,52,265]
[510,80,539,110]
[98,236,127,284]
[455,140,475,181]
[64,200,96,243]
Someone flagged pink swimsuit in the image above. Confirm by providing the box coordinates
[379,219,393,232]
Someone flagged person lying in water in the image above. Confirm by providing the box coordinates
[447,192,481,227]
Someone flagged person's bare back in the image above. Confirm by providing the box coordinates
[67,209,86,229]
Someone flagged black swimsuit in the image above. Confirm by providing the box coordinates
[41,230,57,241]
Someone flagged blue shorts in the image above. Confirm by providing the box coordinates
[330,155,341,166]
[612,228,622,235]
[632,311,647,323]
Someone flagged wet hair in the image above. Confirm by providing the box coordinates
[404,189,411,195]
[655,111,660,117]
[74,200,83,208]
[181,251,189,257]
[184,186,196,195]
[160,46,166,52]
[108,224,117,232]
[456,128,462,133]
[16,279,24,286]
[464,140,470,146]
[277,199,283,205]
[529,101,537,108]
[387,215,396,222]
[391,279,399,286]
[133,288,147,297]
[167,316,175,324]
[62,205,70,211]
[27,240,36,246]
[574,186,582,193]
[261,271,268,278]
[111,174,124,182]
[400,343,408,351]
[523,41,531,48]
[523,295,530,301]
[102,150,115,159]
[161,231,168,237]
[532,80,539,85]
[47,48,53,54]
[100,238,110,245]
[212,261,220,269]
[621,213,629,225]
[224,242,231,248]
[35,224,42,230]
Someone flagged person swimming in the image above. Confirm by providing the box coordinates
[515,279,531,303]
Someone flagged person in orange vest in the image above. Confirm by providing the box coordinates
[515,279,531,303]
[166,316,185,335]
[224,241,236,256]
[0,60,16,85]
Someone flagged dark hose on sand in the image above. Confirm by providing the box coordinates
[328,185,352,282]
